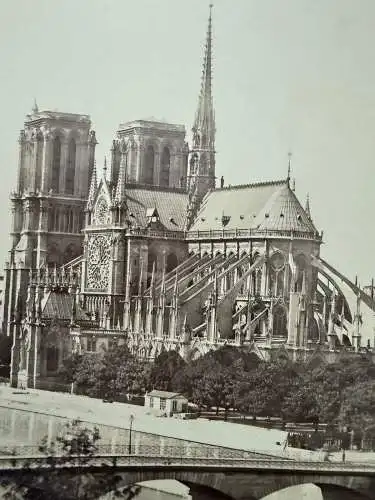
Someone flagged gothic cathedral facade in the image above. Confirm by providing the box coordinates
[2,7,375,389]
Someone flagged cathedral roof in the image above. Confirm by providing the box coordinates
[42,290,91,323]
[125,186,188,231]
[190,180,317,234]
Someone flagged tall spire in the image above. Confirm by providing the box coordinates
[187,5,216,224]
[192,3,215,149]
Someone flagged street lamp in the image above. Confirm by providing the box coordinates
[128,414,134,455]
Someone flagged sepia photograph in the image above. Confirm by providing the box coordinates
[0,0,375,499]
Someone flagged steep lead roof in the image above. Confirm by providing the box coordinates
[189,180,318,234]
[126,186,188,231]
[42,291,91,323]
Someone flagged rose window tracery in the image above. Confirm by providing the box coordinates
[87,234,111,289]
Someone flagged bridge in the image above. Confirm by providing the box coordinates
[1,451,375,500]
[1,388,375,498]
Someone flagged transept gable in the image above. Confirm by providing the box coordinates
[91,179,112,226]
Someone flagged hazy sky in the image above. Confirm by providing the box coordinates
[1,0,374,284]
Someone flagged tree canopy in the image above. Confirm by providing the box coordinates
[61,345,375,438]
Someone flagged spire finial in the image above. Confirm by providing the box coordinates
[103,156,107,178]
[115,149,127,202]
[32,98,39,114]
[87,160,98,209]
[287,152,292,181]
[305,193,311,218]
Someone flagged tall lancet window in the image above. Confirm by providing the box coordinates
[65,138,76,195]
[160,147,170,187]
[144,145,154,185]
[51,136,61,192]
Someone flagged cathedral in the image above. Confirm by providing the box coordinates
[2,7,375,389]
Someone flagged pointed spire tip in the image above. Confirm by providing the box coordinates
[287,151,292,180]
[32,98,39,114]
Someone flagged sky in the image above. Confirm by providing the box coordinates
[0,0,375,285]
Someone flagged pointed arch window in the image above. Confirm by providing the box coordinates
[144,145,154,185]
[160,147,170,187]
[65,138,76,195]
[273,306,288,337]
[51,136,61,192]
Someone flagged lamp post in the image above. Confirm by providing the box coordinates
[128,414,134,455]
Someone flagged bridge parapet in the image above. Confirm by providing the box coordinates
[1,453,375,473]
[0,444,290,461]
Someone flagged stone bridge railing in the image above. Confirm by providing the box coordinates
[1,453,375,474]
[0,444,288,461]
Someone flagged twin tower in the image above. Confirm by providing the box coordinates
[2,7,216,335]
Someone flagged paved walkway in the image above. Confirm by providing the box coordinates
[0,386,293,457]
[1,387,375,464]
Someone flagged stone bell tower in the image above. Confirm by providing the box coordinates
[2,103,97,338]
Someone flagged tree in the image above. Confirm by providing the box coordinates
[339,380,375,439]
[68,342,147,401]
[3,419,140,500]
[281,384,319,423]
[72,353,105,398]
[58,352,84,384]
[236,360,301,419]
[192,365,238,418]
[146,350,186,392]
